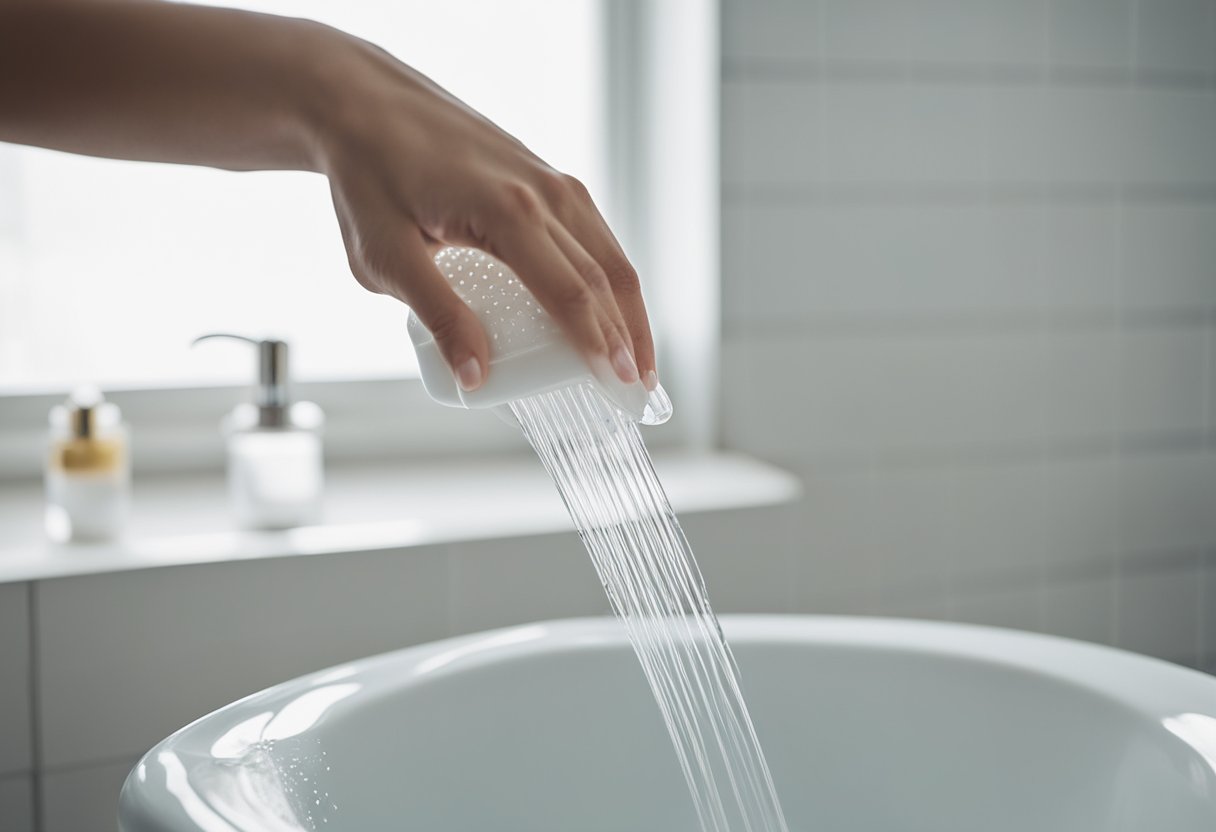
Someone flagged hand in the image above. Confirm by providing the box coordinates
[311,30,657,393]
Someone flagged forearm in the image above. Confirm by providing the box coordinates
[0,0,337,172]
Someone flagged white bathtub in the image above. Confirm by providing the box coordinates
[120,615,1216,831]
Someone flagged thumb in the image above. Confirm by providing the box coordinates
[393,231,490,391]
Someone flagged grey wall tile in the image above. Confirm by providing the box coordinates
[722,0,820,64]
[869,467,957,600]
[0,583,31,777]
[720,80,761,188]
[899,85,992,184]
[1119,327,1208,436]
[986,87,1052,184]
[818,0,1000,65]
[732,83,1214,191]
[1044,202,1118,309]
[1118,451,1216,552]
[721,333,876,461]
[37,546,450,768]
[1042,87,1130,184]
[682,505,798,613]
[989,0,1051,67]
[448,532,608,634]
[1122,204,1216,310]
[1042,571,1116,645]
[864,333,1050,450]
[1136,0,1216,77]
[951,585,1044,632]
[1044,330,1120,442]
[1116,555,1202,663]
[820,84,992,186]
[951,461,1048,582]
[719,197,1128,333]
[1050,0,1134,70]
[794,466,878,613]
[874,593,954,621]
[723,200,1127,331]
[722,202,1047,327]
[723,331,1049,463]
[1201,553,1216,660]
[723,80,820,188]
[1042,456,1120,568]
[42,757,135,832]
[1120,89,1216,186]
[0,775,34,832]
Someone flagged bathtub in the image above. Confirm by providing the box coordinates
[119,615,1216,830]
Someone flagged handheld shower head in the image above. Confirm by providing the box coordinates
[408,247,672,425]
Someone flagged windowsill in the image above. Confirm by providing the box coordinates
[0,451,800,584]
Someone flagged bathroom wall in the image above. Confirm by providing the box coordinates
[719,0,1216,669]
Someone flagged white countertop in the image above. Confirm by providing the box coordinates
[0,451,800,583]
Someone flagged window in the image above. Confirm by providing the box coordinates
[0,0,608,392]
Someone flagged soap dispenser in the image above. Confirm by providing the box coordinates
[45,385,130,542]
[193,334,324,529]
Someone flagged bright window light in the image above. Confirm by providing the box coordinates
[0,0,606,392]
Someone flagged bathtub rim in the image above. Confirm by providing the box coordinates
[119,614,1216,830]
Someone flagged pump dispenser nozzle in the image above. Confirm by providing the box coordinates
[192,333,292,427]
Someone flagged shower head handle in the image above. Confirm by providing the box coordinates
[407,247,671,425]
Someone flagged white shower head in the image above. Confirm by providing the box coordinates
[408,246,672,425]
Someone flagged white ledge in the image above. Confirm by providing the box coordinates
[0,451,800,584]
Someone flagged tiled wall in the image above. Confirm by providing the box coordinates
[720,0,1216,667]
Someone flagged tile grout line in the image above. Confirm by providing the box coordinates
[26,582,42,832]
[721,59,1216,91]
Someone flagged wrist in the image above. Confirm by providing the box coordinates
[291,22,407,178]
[278,19,367,174]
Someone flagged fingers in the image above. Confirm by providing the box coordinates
[546,220,638,383]
[355,223,491,392]
[486,188,640,384]
[550,181,658,390]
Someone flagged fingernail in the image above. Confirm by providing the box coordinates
[456,356,483,391]
[610,344,640,384]
[642,369,659,391]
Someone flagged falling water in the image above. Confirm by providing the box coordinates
[510,382,789,832]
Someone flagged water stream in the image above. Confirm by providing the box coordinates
[510,382,789,832]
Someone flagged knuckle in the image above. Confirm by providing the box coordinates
[561,173,592,202]
[556,283,594,313]
[606,259,641,294]
[534,170,569,205]
[497,181,545,222]
[579,261,611,295]
[425,308,464,345]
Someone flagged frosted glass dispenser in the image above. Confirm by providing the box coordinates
[193,334,324,529]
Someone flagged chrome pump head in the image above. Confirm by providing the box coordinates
[408,247,672,425]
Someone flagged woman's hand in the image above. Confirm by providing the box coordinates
[310,30,656,393]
